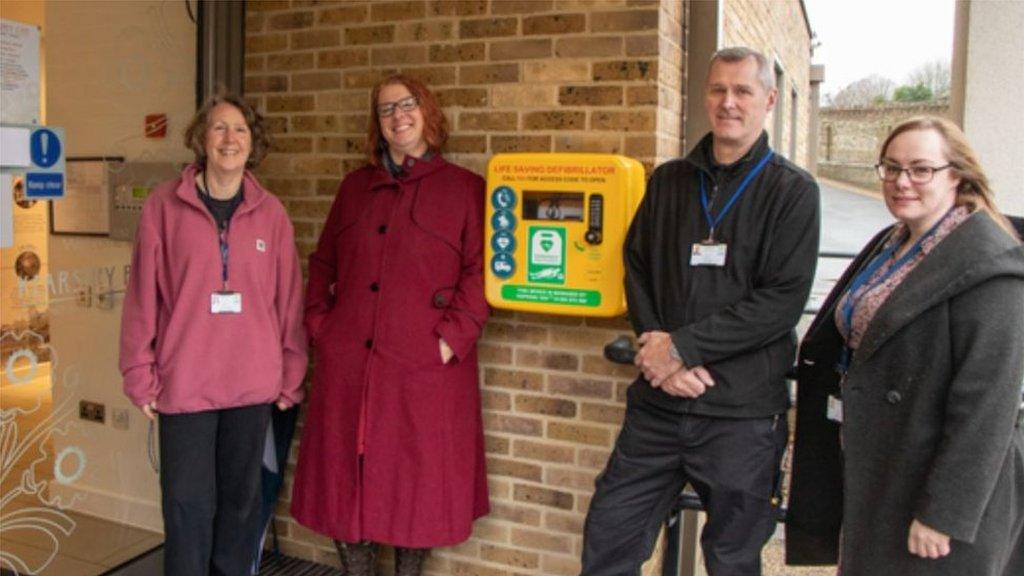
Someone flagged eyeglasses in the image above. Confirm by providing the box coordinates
[377,96,419,118]
[875,162,953,184]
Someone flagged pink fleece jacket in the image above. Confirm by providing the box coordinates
[119,165,307,414]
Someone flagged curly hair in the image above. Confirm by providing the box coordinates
[365,74,449,165]
[184,92,272,169]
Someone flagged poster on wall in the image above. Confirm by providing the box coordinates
[0,19,41,125]
[1,174,12,247]
[51,159,111,235]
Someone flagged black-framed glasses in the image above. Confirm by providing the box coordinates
[875,162,953,184]
[377,96,419,118]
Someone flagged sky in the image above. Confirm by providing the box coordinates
[803,0,956,100]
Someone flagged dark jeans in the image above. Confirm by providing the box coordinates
[581,388,788,576]
[159,403,271,576]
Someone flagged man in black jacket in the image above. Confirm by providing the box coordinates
[580,47,820,575]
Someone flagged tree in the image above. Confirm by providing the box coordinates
[828,75,895,107]
[892,83,933,102]
[906,60,951,99]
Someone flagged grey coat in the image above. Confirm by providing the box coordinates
[787,211,1024,576]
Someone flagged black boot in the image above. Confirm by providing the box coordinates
[394,547,427,576]
[334,540,378,576]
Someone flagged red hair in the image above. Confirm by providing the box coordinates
[365,74,449,165]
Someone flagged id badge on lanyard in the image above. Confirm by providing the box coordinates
[210,224,242,314]
[691,150,774,269]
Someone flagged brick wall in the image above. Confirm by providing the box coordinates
[245,1,685,574]
[721,0,812,167]
[819,100,951,189]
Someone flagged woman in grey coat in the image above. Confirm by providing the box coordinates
[786,116,1024,575]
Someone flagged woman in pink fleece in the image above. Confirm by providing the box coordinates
[119,93,307,576]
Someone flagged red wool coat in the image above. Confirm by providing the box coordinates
[290,155,490,548]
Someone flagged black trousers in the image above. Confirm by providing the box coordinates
[581,387,787,576]
[159,403,271,576]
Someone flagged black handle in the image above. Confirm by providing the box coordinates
[603,335,637,365]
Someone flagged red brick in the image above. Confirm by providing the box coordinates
[459,17,518,39]
[547,375,614,399]
[485,433,511,455]
[483,413,544,436]
[370,1,426,21]
[399,65,457,86]
[459,112,518,131]
[490,135,552,153]
[517,395,578,418]
[317,48,370,69]
[268,10,313,31]
[523,13,586,35]
[245,74,288,93]
[484,368,544,391]
[625,33,659,56]
[445,135,488,154]
[273,136,313,153]
[291,71,341,91]
[291,29,341,50]
[436,88,488,108]
[591,9,658,32]
[318,5,368,25]
[429,0,487,16]
[487,457,543,482]
[479,543,540,569]
[490,501,543,526]
[460,63,520,85]
[590,110,656,132]
[345,25,394,45]
[513,484,574,510]
[372,45,427,66]
[396,21,454,42]
[344,69,397,89]
[481,389,512,411]
[247,33,288,54]
[490,38,552,61]
[510,526,573,553]
[267,53,315,71]
[547,421,612,446]
[492,0,554,14]
[558,85,623,106]
[429,42,485,63]
[555,36,622,57]
[523,111,586,130]
[290,114,340,132]
[592,59,658,81]
[483,322,547,345]
[267,94,315,112]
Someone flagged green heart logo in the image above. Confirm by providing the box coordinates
[541,239,553,251]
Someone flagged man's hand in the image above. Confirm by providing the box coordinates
[276,399,293,411]
[908,519,951,559]
[635,331,683,386]
[657,366,716,398]
[141,401,157,421]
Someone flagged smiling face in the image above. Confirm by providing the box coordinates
[704,56,777,157]
[377,82,428,163]
[204,102,252,177]
[881,128,960,237]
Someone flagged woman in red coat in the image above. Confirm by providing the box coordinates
[290,74,490,576]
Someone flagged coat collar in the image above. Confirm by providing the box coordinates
[174,163,269,217]
[854,211,1024,363]
[367,153,448,192]
[685,130,771,176]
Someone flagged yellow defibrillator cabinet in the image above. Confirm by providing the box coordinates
[484,153,646,317]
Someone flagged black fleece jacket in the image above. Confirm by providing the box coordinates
[625,131,821,417]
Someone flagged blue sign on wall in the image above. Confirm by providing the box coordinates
[21,125,66,199]
[25,173,64,198]
[30,128,62,168]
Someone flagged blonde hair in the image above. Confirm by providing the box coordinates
[879,116,1019,240]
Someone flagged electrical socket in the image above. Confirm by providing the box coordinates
[79,400,105,423]
[112,407,129,430]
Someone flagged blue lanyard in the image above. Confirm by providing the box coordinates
[836,208,954,373]
[699,150,774,240]
[219,224,230,290]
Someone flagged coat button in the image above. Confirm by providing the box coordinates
[886,390,902,404]
[370,282,379,292]
[378,225,387,234]
[364,339,373,349]
[406,159,415,167]
[433,293,447,307]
